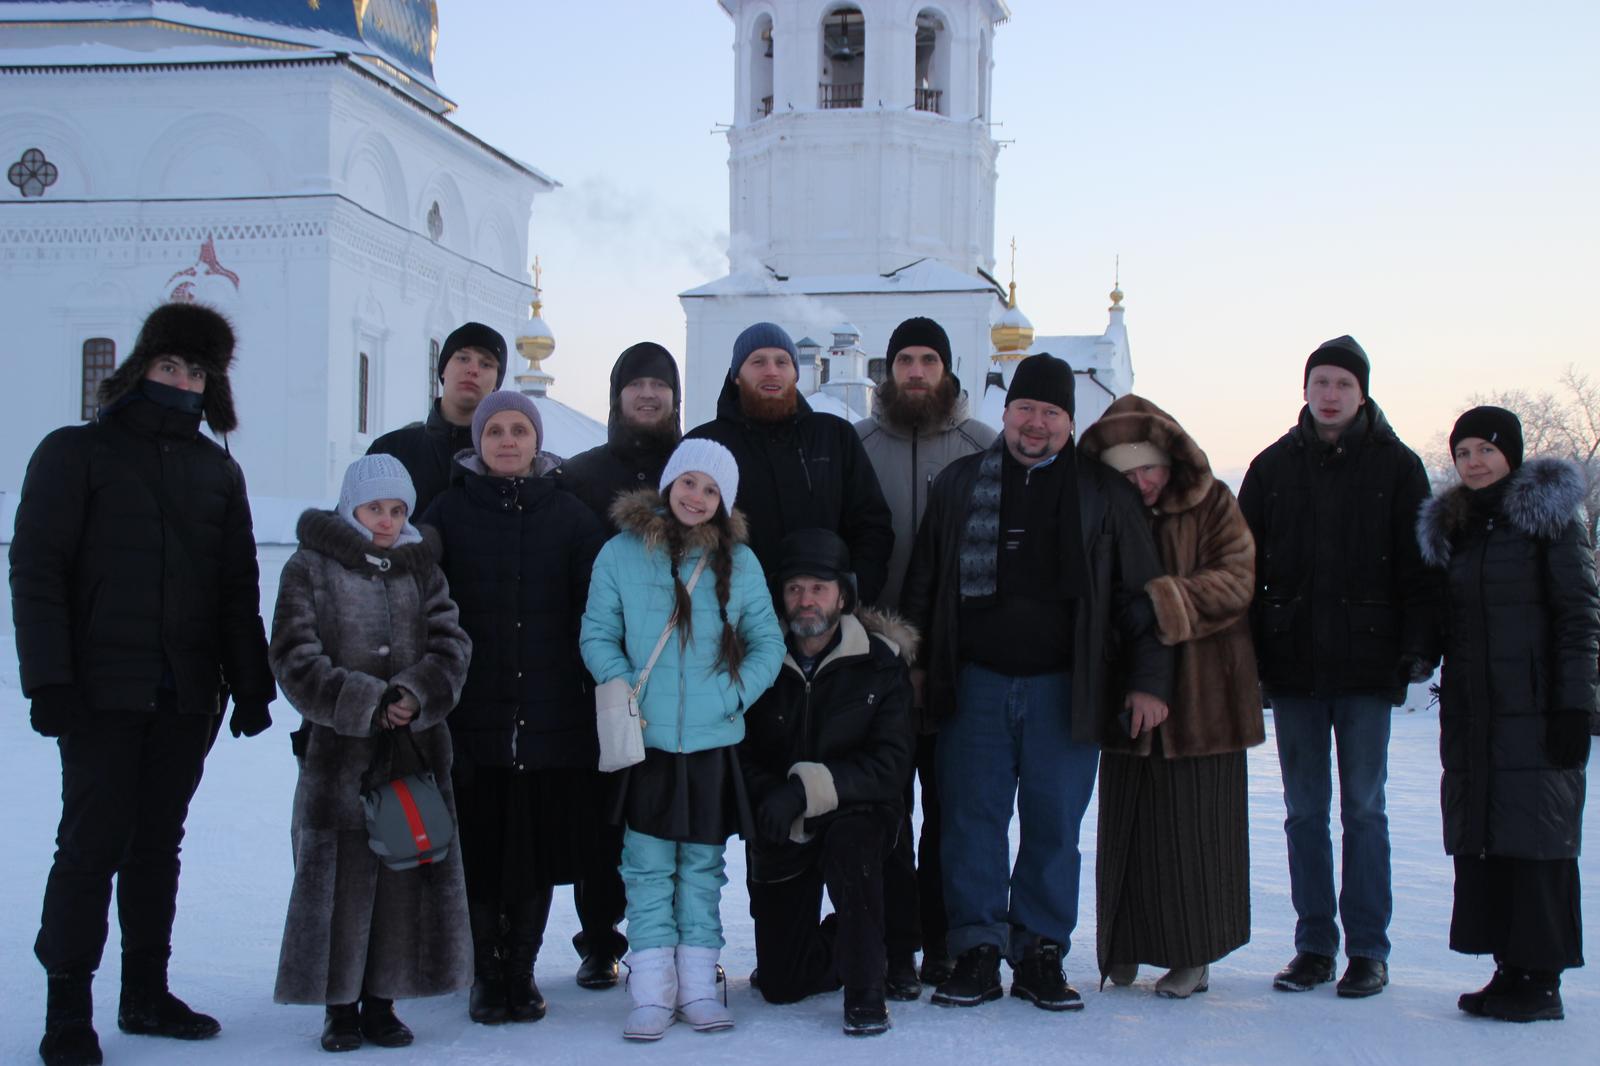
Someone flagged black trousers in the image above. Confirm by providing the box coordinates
[883,732,944,956]
[572,821,628,959]
[35,711,216,975]
[749,811,892,1003]
[1451,855,1584,971]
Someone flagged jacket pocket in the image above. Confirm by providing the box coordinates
[1346,600,1397,662]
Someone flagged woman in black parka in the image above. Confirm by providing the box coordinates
[1417,406,1599,1023]
[417,390,608,1026]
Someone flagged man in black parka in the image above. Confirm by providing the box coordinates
[11,302,277,1065]
[685,322,894,604]
[1238,335,1434,1000]
[741,529,915,1037]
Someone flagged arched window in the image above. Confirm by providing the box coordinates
[751,14,775,119]
[819,5,864,109]
[914,10,949,115]
[427,337,441,404]
[81,337,115,420]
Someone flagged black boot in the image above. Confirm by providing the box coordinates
[919,941,955,987]
[320,1003,361,1053]
[467,900,509,1025]
[1484,968,1564,1022]
[359,995,414,1048]
[505,891,550,1022]
[40,972,102,1066]
[930,944,1003,1007]
[117,948,220,1040]
[1458,962,1514,1017]
[1272,951,1335,992]
[843,985,892,1036]
[1011,940,1081,1012]
[884,952,922,1001]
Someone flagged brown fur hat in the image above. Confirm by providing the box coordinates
[97,302,238,433]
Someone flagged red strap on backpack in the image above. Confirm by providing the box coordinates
[390,778,434,863]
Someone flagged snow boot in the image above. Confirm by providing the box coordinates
[467,900,509,1025]
[885,951,922,1001]
[1011,940,1082,1011]
[623,947,678,1041]
[505,894,550,1022]
[319,1003,361,1053]
[116,948,220,1040]
[1155,964,1210,999]
[1483,968,1564,1022]
[40,972,102,1066]
[930,943,1003,1007]
[1458,963,1514,1017]
[674,945,734,1032]
[358,995,413,1048]
[843,985,891,1037]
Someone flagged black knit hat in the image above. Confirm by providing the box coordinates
[439,322,508,388]
[886,316,952,372]
[1303,335,1371,398]
[1450,405,1524,469]
[777,528,857,612]
[96,302,239,434]
[1006,353,1075,418]
[611,342,680,408]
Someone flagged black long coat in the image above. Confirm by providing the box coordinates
[419,455,607,772]
[10,394,274,716]
[1238,400,1434,703]
[1417,458,1599,860]
[686,379,894,604]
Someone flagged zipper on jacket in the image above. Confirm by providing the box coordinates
[911,432,920,522]
[797,442,814,493]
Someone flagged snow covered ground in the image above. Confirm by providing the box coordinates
[1,545,1594,1065]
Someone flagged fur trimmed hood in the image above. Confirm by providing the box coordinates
[855,605,920,664]
[1417,457,1589,567]
[608,486,751,551]
[294,509,441,575]
[98,302,239,434]
[1079,394,1215,514]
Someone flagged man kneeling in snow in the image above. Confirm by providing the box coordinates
[740,529,916,1037]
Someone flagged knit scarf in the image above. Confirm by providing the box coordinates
[958,438,1088,604]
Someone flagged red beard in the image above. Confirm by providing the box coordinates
[736,377,799,423]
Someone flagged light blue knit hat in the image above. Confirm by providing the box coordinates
[337,454,421,544]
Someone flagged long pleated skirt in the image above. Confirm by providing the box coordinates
[1096,744,1252,973]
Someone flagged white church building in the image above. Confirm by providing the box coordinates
[0,1,600,540]
[682,0,1133,430]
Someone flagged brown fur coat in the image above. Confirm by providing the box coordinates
[1081,395,1264,757]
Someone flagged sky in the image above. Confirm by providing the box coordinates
[431,1,1599,475]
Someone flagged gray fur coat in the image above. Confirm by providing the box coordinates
[269,510,473,1005]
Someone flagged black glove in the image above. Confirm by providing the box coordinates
[1396,654,1435,685]
[229,701,273,739]
[757,779,809,844]
[1545,709,1592,769]
[30,685,84,738]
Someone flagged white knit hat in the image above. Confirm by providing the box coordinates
[659,438,739,515]
[337,454,422,545]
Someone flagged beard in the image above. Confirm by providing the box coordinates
[879,373,959,431]
[788,604,842,639]
[736,377,799,423]
[613,405,681,453]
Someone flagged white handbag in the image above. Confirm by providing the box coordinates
[595,555,708,773]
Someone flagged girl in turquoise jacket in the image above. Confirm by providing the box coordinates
[580,439,783,1040]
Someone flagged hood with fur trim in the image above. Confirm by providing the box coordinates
[98,302,239,434]
[1417,457,1588,567]
[852,605,920,665]
[608,486,750,552]
[1079,393,1214,514]
[293,509,442,576]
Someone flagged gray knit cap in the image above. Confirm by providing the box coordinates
[471,389,544,457]
[337,454,422,545]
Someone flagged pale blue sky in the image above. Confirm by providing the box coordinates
[433,1,1598,472]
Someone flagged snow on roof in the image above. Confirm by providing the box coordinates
[530,393,606,461]
[681,258,999,299]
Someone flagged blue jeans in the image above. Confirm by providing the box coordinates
[1272,695,1393,961]
[938,664,1099,961]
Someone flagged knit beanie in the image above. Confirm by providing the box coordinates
[1303,335,1371,398]
[886,316,952,372]
[730,322,798,378]
[337,454,423,545]
[1099,441,1171,473]
[612,341,680,407]
[1449,405,1524,470]
[659,438,740,515]
[440,321,509,388]
[471,389,543,457]
[1006,353,1076,417]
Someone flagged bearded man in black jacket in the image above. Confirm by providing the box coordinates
[559,341,681,534]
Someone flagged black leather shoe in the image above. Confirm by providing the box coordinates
[884,952,922,1001]
[1272,952,1335,992]
[1336,957,1389,999]
[919,950,955,987]
[843,986,891,1036]
[1483,969,1564,1022]
[117,987,221,1040]
[1011,941,1082,1012]
[1458,965,1514,1016]
[506,970,547,1022]
[468,969,509,1025]
[577,952,620,990]
[320,1004,362,1053]
[930,944,1003,1007]
[359,996,413,1048]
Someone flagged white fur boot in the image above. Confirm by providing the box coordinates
[623,947,678,1041]
[674,945,734,1032]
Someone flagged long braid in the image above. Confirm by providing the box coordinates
[666,546,694,646]
[711,540,745,686]
[661,489,745,681]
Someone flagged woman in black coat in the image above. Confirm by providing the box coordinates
[418,390,608,1026]
[1417,406,1599,1023]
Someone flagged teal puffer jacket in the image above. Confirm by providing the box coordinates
[580,490,784,754]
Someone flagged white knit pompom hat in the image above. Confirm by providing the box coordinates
[659,438,739,515]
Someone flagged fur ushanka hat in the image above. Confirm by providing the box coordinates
[97,302,239,434]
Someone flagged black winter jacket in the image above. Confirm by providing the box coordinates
[557,437,675,534]
[686,379,894,604]
[10,395,275,716]
[1238,400,1434,703]
[740,608,917,882]
[902,442,1173,743]
[1417,459,1599,860]
[419,454,607,772]
[368,401,474,517]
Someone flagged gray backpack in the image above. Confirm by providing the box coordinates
[361,727,454,871]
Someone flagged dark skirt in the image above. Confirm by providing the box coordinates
[610,745,755,846]
[1096,742,1251,972]
[1451,855,1584,971]
[453,765,606,902]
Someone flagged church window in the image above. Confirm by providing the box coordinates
[358,352,370,434]
[80,338,115,420]
[426,201,443,241]
[427,337,441,404]
[8,147,58,198]
[914,11,948,115]
[819,6,864,109]
[752,15,775,120]
[868,357,886,385]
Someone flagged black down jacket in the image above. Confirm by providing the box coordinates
[1417,458,1600,860]
[740,608,917,883]
[368,401,474,518]
[419,454,607,772]
[557,438,675,535]
[10,394,275,716]
[1238,400,1434,703]
[686,379,894,604]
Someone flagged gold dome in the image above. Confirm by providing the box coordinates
[990,281,1034,358]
